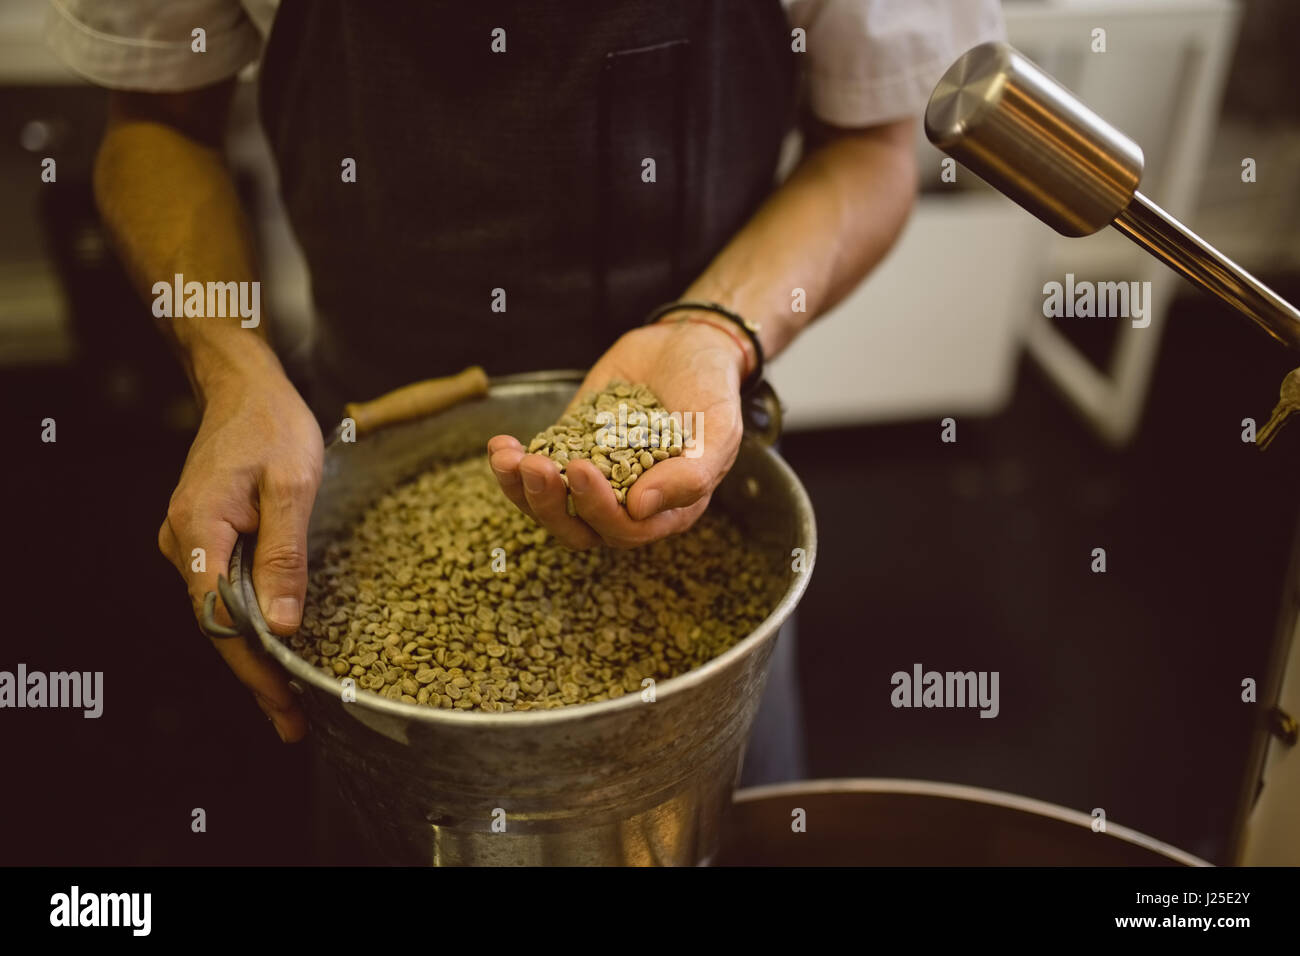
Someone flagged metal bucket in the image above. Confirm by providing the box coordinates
[216,370,816,865]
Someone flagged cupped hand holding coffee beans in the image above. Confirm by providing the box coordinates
[488,319,747,549]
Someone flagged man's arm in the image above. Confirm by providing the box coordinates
[489,118,918,548]
[681,116,918,360]
[95,79,274,399]
[95,80,320,742]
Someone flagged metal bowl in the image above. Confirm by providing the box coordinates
[717,779,1209,866]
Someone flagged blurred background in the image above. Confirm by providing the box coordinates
[2,0,1299,864]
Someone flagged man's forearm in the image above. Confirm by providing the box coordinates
[682,118,919,360]
[93,84,278,400]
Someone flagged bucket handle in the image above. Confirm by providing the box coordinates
[741,379,784,447]
[339,365,490,439]
[199,534,263,642]
[199,571,257,641]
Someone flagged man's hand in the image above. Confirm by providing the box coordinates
[488,317,747,549]
[96,80,328,742]
[486,118,918,552]
[157,350,323,742]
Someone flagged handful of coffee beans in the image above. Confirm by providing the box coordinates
[291,455,781,713]
[526,381,684,509]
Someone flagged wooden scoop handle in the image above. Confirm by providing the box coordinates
[342,366,489,437]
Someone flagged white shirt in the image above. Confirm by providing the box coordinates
[45,0,1003,127]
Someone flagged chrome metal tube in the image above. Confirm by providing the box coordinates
[1113,192,1300,350]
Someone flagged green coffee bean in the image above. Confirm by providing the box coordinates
[297,455,782,712]
[525,382,682,509]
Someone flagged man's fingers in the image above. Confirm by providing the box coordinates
[198,499,309,742]
[488,434,523,455]
[161,508,306,742]
[570,461,706,546]
[164,512,239,633]
[519,454,600,549]
[487,439,537,520]
[568,461,631,533]
[252,467,318,636]
[625,457,716,520]
[206,635,307,742]
[157,517,183,576]
[490,434,714,546]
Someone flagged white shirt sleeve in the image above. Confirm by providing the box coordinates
[44,0,263,91]
[786,0,1006,128]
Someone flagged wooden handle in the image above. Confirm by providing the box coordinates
[342,366,490,437]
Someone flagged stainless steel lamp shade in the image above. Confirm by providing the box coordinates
[926,42,1300,351]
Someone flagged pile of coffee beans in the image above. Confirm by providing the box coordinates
[291,455,782,712]
[526,381,684,508]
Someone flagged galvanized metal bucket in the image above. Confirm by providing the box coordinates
[209,370,816,865]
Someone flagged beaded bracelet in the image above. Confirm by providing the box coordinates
[644,300,766,396]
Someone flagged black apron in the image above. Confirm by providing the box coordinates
[258,0,805,788]
[259,0,798,420]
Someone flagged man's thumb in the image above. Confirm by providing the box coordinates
[252,480,313,635]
